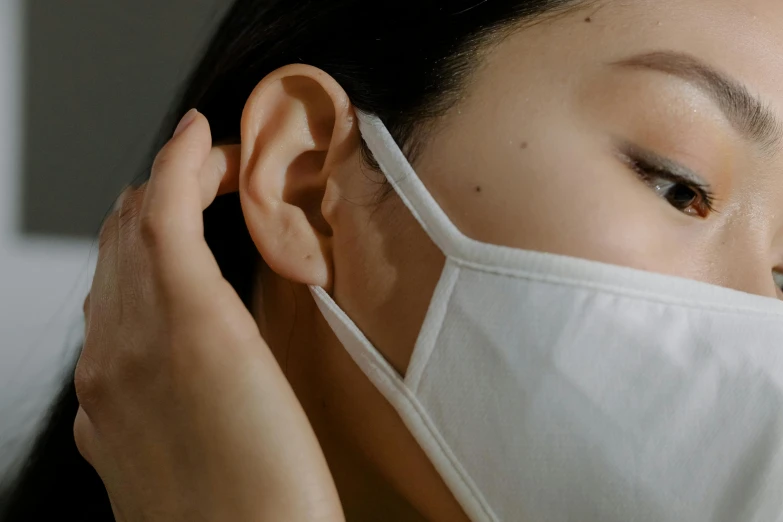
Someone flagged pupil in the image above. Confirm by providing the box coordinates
[667,184,696,208]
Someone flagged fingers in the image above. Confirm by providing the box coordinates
[76,112,245,489]
[138,111,241,284]
[141,111,238,250]
[142,110,211,239]
[203,144,242,206]
[87,111,242,318]
[109,143,240,263]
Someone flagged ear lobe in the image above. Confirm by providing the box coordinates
[237,65,356,291]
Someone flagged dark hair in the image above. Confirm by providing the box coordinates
[1,0,582,519]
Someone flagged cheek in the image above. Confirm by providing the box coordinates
[419,121,708,279]
[330,182,445,376]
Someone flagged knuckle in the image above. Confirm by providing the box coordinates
[76,338,152,410]
[138,211,167,250]
[74,357,107,409]
[72,409,95,462]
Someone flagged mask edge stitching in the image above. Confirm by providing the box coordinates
[452,258,783,318]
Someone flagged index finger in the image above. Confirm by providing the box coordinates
[140,110,240,254]
[201,143,241,207]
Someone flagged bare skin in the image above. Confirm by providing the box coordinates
[242,0,783,519]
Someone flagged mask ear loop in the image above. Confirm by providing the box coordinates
[358,112,783,313]
[357,110,536,268]
[357,110,467,258]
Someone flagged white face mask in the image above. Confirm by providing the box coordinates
[309,111,783,522]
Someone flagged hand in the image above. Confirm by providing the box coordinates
[74,109,344,522]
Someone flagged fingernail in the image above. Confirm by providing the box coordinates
[173,108,199,138]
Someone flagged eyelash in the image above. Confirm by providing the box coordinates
[626,155,717,218]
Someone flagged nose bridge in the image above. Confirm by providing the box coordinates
[716,219,777,298]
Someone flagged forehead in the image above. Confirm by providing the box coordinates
[488,0,783,107]
[601,0,783,66]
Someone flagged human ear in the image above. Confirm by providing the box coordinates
[238,64,357,291]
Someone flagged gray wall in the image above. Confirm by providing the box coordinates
[22,0,229,237]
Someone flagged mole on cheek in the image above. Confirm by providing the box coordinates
[520,141,528,150]
[584,5,604,24]
[475,186,482,193]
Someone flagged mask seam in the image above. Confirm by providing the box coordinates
[406,260,460,393]
[309,286,499,522]
[354,334,499,522]
[452,258,783,318]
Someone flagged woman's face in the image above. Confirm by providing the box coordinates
[419,0,783,298]
[325,0,783,375]
[251,0,783,517]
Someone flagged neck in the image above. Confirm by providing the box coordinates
[253,264,429,521]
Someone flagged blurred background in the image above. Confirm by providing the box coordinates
[0,0,230,484]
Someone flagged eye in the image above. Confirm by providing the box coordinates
[619,147,717,219]
[627,157,715,218]
[774,270,783,294]
[645,177,711,218]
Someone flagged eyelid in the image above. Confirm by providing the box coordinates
[617,142,709,188]
[615,140,719,216]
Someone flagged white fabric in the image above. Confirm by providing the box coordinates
[310,110,783,522]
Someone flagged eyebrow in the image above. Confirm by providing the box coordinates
[610,50,783,154]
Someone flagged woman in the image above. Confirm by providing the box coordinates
[5,0,783,520]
